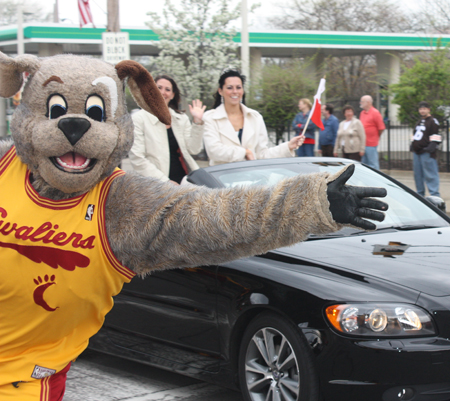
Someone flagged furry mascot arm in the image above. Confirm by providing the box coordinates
[105,170,338,275]
[105,164,386,275]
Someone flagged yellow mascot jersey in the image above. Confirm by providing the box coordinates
[0,146,135,386]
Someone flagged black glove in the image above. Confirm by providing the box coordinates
[327,164,388,230]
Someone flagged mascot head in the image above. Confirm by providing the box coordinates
[0,52,170,197]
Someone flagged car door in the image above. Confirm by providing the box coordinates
[104,266,221,372]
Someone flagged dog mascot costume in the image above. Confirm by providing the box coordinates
[0,51,388,400]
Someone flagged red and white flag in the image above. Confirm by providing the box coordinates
[309,78,326,131]
[79,0,95,28]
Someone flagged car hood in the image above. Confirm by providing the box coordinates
[277,227,450,297]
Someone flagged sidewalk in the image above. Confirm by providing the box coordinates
[382,169,450,207]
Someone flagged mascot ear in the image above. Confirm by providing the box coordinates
[115,60,171,126]
[0,51,41,98]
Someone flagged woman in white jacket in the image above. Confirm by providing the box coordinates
[203,69,305,166]
[129,75,206,183]
[333,104,366,161]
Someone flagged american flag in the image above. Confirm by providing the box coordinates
[78,0,95,28]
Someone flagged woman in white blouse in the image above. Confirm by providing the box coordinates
[333,104,366,161]
[129,75,206,183]
[203,69,304,166]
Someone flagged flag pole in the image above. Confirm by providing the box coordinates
[300,112,313,137]
[300,76,326,137]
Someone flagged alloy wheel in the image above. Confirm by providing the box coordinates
[244,327,300,401]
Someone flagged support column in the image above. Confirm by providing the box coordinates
[249,47,262,86]
[38,43,63,57]
[376,51,400,124]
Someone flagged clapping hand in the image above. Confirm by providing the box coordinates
[189,99,206,124]
[327,164,388,230]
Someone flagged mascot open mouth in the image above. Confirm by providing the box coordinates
[50,152,97,174]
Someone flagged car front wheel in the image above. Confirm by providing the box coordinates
[238,312,319,401]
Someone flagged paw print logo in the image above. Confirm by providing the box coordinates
[33,275,59,312]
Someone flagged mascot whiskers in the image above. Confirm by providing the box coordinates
[0,51,387,400]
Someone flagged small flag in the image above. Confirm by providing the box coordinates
[310,78,326,131]
[79,0,95,28]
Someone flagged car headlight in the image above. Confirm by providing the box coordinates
[325,303,436,337]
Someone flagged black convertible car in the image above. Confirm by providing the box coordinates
[90,158,450,401]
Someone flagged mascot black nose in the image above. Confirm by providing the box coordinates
[58,118,91,146]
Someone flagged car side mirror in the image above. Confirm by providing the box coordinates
[426,196,446,213]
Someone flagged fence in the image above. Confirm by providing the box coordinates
[380,121,450,172]
[270,120,450,172]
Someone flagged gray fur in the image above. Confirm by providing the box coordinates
[0,53,40,97]
[106,171,341,275]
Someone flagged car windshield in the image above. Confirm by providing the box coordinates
[209,161,449,233]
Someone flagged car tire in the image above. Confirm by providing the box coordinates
[238,312,319,401]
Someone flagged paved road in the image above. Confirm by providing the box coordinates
[65,349,243,401]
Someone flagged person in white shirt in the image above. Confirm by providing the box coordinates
[129,75,206,183]
[203,69,304,166]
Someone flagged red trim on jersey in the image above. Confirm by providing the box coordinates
[0,147,87,210]
[98,170,136,280]
[0,146,16,176]
[25,170,87,210]
[40,363,71,401]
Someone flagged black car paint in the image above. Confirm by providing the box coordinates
[90,159,450,401]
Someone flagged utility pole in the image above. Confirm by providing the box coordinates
[17,5,24,55]
[241,0,250,81]
[103,0,129,65]
[107,0,120,32]
[53,0,59,23]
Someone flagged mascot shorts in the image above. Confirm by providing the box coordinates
[0,363,70,401]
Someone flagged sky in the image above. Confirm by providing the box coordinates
[35,0,424,32]
[36,0,279,30]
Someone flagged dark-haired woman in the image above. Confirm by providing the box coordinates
[203,69,304,166]
[129,75,206,184]
[333,105,365,161]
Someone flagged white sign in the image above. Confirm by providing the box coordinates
[102,32,130,64]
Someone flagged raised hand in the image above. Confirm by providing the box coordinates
[188,99,206,124]
[327,164,388,230]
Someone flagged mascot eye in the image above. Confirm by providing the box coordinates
[86,95,105,122]
[48,95,67,119]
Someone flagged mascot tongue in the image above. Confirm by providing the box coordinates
[58,152,88,168]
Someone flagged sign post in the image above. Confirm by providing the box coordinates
[102,32,130,64]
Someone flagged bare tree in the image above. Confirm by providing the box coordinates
[419,0,450,33]
[271,0,420,33]
[269,0,423,114]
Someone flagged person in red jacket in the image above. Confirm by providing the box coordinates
[359,95,385,170]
